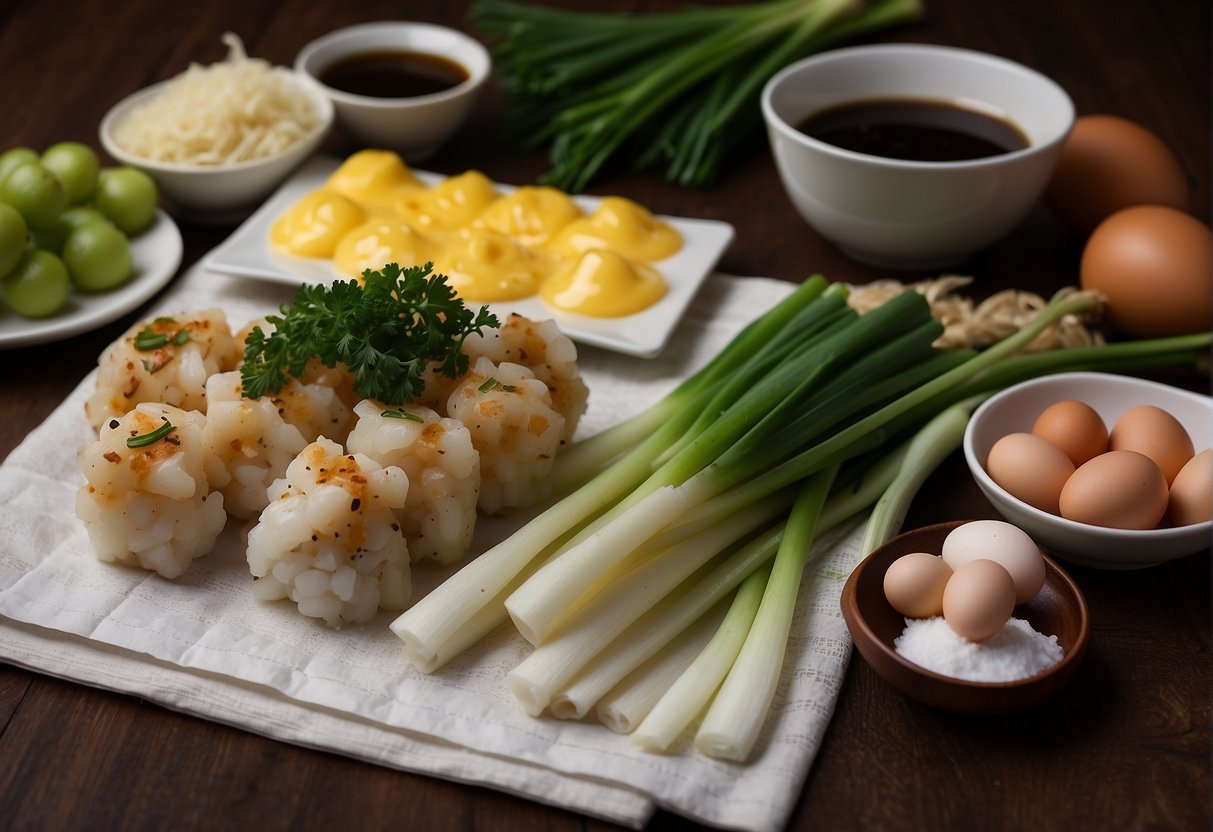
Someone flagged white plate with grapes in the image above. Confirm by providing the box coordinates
[0,210,183,349]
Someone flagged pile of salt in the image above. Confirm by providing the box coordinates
[894,616,1063,682]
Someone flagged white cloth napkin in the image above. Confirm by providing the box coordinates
[0,262,869,832]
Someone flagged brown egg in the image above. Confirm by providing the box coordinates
[942,559,1016,643]
[883,552,953,619]
[1080,206,1212,338]
[1059,450,1169,529]
[1045,114,1189,234]
[1109,404,1194,485]
[940,520,1046,605]
[1168,449,1212,526]
[986,432,1075,515]
[1031,399,1109,466]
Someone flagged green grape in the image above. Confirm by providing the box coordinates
[28,226,63,253]
[0,203,27,279]
[1,248,70,318]
[63,220,132,291]
[93,166,157,234]
[0,147,39,186]
[41,141,100,204]
[0,161,69,229]
[30,205,112,254]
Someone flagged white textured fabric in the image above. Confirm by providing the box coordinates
[0,262,870,832]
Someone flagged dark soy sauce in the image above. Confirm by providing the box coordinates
[319,50,469,98]
[795,98,1030,162]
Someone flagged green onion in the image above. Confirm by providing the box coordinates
[861,395,987,554]
[391,277,1209,759]
[505,498,790,713]
[133,321,190,352]
[382,409,424,422]
[631,564,770,752]
[133,328,170,351]
[476,377,517,394]
[695,466,835,760]
[473,0,925,191]
[126,421,176,448]
[596,601,731,735]
[140,355,173,374]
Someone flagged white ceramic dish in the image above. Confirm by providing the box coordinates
[964,371,1213,569]
[762,44,1074,270]
[295,21,490,160]
[203,155,735,358]
[0,210,182,349]
[99,72,334,220]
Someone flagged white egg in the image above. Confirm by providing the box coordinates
[941,520,1046,605]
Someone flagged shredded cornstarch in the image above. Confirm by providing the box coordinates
[113,33,320,166]
[894,616,1063,682]
[845,276,1105,352]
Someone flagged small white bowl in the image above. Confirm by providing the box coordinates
[99,73,333,220]
[761,44,1074,270]
[295,21,491,160]
[964,372,1212,570]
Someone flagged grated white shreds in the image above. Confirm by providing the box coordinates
[112,33,320,166]
[894,616,1063,682]
[845,277,1105,352]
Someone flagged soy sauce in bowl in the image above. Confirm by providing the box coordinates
[796,97,1030,162]
[319,50,469,99]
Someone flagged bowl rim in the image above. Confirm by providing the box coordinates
[842,520,1091,694]
[98,71,335,175]
[963,371,1213,543]
[760,42,1075,172]
[293,20,492,109]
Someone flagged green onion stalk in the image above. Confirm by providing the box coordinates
[391,278,1209,757]
[472,0,927,191]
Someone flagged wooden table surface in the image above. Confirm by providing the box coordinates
[1,1,1208,830]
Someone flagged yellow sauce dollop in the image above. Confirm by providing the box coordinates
[325,148,423,210]
[395,170,499,237]
[333,220,436,278]
[270,150,680,317]
[269,189,365,258]
[546,196,682,262]
[474,186,582,246]
[441,231,548,302]
[541,249,667,317]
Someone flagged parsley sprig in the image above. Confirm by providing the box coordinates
[240,263,499,405]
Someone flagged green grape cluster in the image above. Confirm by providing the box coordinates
[0,142,159,319]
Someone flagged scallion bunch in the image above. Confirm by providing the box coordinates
[391,277,1209,760]
[472,0,926,191]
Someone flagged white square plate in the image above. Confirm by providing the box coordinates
[204,156,734,358]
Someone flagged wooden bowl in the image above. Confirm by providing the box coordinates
[841,520,1089,714]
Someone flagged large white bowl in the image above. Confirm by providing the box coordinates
[294,21,491,160]
[761,44,1074,270]
[964,372,1212,569]
[99,72,333,220]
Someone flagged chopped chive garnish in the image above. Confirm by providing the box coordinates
[141,355,173,374]
[154,316,177,323]
[134,323,190,352]
[126,421,176,448]
[477,377,517,393]
[133,329,169,350]
[382,409,424,422]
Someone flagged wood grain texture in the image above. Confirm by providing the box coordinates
[0,0,1208,830]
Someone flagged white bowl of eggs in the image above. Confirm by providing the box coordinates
[964,372,1212,569]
